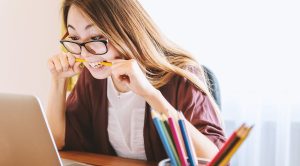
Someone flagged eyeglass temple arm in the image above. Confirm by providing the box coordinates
[62,32,69,40]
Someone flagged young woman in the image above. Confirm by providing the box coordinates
[46,0,226,162]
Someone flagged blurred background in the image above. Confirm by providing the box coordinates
[0,0,299,165]
[0,0,60,105]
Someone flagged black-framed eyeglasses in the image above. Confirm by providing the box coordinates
[60,39,109,55]
[59,32,109,55]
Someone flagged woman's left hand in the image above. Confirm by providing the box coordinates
[109,59,157,98]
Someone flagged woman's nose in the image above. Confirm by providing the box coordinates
[80,46,92,58]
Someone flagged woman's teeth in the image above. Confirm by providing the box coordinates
[89,62,103,69]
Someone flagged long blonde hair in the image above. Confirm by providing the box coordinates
[62,0,222,122]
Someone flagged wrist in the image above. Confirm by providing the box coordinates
[51,77,68,92]
[144,89,176,116]
[143,88,161,102]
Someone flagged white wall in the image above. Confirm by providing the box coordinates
[0,0,61,106]
[136,0,300,110]
[139,0,300,104]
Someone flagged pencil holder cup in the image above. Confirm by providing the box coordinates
[158,158,210,166]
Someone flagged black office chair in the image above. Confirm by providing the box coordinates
[202,66,221,109]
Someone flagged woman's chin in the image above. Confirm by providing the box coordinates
[86,66,110,79]
[91,73,109,79]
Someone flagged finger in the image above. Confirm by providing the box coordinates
[59,53,69,72]
[73,62,84,74]
[111,67,131,84]
[52,56,63,72]
[119,75,130,84]
[109,59,125,65]
[111,64,126,77]
[66,52,75,66]
[111,59,137,70]
[110,59,128,69]
[48,59,56,72]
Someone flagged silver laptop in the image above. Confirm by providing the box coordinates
[0,93,90,166]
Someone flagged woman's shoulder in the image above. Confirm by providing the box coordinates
[159,67,207,103]
[166,66,204,89]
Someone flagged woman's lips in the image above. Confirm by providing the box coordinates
[88,62,103,69]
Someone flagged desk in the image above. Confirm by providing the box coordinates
[59,151,157,166]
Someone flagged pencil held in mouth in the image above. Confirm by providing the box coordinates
[75,58,112,67]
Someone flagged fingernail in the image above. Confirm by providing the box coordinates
[79,63,84,68]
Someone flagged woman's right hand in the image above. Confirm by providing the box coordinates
[47,52,80,149]
[48,52,83,80]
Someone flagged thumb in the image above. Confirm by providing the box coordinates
[73,62,84,74]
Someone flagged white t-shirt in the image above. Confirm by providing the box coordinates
[107,77,147,160]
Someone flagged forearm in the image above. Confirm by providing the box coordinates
[185,120,219,159]
[144,89,219,159]
[46,78,68,149]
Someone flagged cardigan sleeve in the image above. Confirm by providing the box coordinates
[63,69,95,151]
[176,76,226,149]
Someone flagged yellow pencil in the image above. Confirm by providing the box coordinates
[75,58,112,66]
[219,126,253,166]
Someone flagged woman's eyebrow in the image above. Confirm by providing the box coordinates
[85,24,95,30]
[67,24,95,30]
[67,24,76,30]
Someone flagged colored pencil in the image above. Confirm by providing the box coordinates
[208,124,246,166]
[160,114,181,166]
[168,114,188,166]
[178,112,198,166]
[219,126,253,166]
[162,114,175,144]
[151,110,178,166]
[214,126,245,165]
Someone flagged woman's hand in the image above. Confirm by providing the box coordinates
[48,52,83,80]
[110,59,157,98]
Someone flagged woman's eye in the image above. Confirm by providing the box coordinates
[91,36,102,40]
[68,36,79,40]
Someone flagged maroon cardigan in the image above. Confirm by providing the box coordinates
[63,68,226,162]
